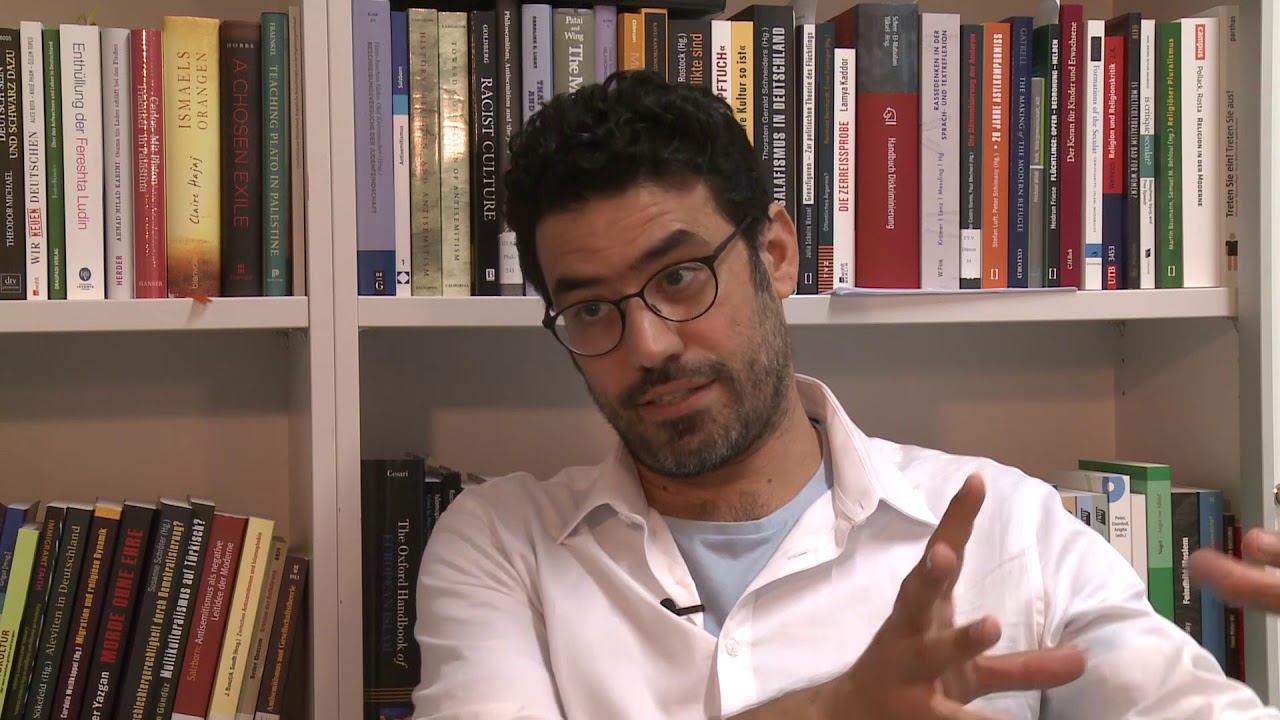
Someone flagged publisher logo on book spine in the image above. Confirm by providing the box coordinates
[1196,24,1206,61]
[882,107,897,126]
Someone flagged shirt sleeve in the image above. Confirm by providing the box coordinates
[412,489,566,720]
[1033,482,1280,719]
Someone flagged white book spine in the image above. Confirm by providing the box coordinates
[393,50,411,296]
[1203,6,1239,288]
[833,48,854,289]
[59,24,105,300]
[100,27,133,299]
[1179,17,1220,288]
[20,21,46,300]
[710,20,731,105]
[1083,20,1103,290]
[920,13,959,290]
[1139,18,1156,288]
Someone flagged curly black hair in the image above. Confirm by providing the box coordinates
[503,69,774,304]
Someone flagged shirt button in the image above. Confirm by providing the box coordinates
[725,639,740,657]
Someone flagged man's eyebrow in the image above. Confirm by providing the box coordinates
[550,229,704,299]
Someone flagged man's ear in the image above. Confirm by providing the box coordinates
[757,202,799,300]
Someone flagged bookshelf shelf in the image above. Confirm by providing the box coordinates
[356,287,1236,328]
[0,297,310,333]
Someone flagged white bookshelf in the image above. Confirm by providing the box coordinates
[0,0,338,718]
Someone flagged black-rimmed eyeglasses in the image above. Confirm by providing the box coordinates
[543,219,750,357]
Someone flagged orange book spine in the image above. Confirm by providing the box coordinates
[618,13,643,70]
[982,22,1009,288]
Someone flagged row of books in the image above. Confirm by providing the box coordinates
[359,456,479,719]
[0,12,308,303]
[1052,458,1245,683]
[0,497,308,720]
[349,0,1238,298]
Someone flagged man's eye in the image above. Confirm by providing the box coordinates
[570,303,607,321]
[661,267,695,287]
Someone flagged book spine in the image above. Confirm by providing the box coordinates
[41,30,65,299]
[1058,5,1083,288]
[469,10,500,297]
[79,503,155,720]
[854,3,918,288]
[642,9,667,79]
[286,8,304,298]
[51,504,121,720]
[1005,17,1031,288]
[150,499,213,720]
[1029,75,1044,288]
[710,20,730,103]
[1196,489,1226,670]
[4,508,62,720]
[233,539,285,720]
[20,22,45,300]
[1213,8,1238,287]
[408,8,441,296]
[729,21,751,145]
[1045,26,1062,286]
[1139,19,1157,288]
[204,517,274,720]
[521,4,551,124]
[795,23,816,294]
[960,25,982,289]
[171,514,247,720]
[219,21,263,298]
[494,0,522,295]
[618,13,641,71]
[668,19,692,85]
[130,29,165,298]
[1114,14,1142,289]
[59,25,105,300]
[251,557,306,720]
[1171,491,1202,642]
[389,11,410,297]
[1157,22,1182,287]
[352,0,395,296]
[553,8,593,93]
[0,525,39,710]
[438,12,471,298]
[100,28,133,299]
[1084,21,1103,290]
[260,13,289,297]
[163,16,221,298]
[814,23,834,293]
[594,4,616,83]
[1179,17,1219,288]
[981,23,1008,288]
[1102,35,1125,290]
[0,28,24,301]
[25,504,92,720]
[832,47,854,289]
[747,6,794,229]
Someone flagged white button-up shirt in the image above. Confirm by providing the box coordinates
[413,374,1278,719]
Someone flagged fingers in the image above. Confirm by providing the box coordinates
[892,540,961,633]
[910,615,1003,681]
[1189,545,1280,613]
[929,474,987,579]
[1242,528,1280,566]
[964,646,1088,700]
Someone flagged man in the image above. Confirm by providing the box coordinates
[412,70,1278,719]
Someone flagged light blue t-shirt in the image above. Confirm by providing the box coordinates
[662,429,833,637]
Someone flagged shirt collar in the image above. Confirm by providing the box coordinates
[555,374,939,543]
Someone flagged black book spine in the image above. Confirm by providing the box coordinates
[79,503,155,720]
[469,10,500,296]
[3,507,64,720]
[219,21,264,297]
[495,0,523,296]
[1045,25,1062,286]
[960,25,983,290]
[1171,491,1202,643]
[1107,13,1142,289]
[52,506,122,720]
[643,10,667,80]
[815,22,835,293]
[733,5,795,222]
[149,499,211,720]
[0,28,25,300]
[25,505,93,720]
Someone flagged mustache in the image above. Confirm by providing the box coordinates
[621,360,730,408]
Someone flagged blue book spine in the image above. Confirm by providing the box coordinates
[353,0,397,295]
[1075,494,1094,529]
[390,10,410,296]
[1005,16,1033,288]
[0,504,33,608]
[1198,489,1226,670]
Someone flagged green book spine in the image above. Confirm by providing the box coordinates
[0,526,39,711]
[1079,459,1173,620]
[41,30,64,299]
[261,12,290,296]
[1156,22,1181,288]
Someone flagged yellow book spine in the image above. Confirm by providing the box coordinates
[163,16,222,297]
[0,525,40,710]
[206,516,275,720]
[731,20,753,144]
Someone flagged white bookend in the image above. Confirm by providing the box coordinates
[59,23,105,300]
[1178,16,1221,288]
[20,21,46,300]
[1083,20,1104,290]
[919,13,959,290]
[100,27,133,299]
[1139,18,1157,288]
[833,47,855,289]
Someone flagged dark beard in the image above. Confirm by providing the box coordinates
[586,286,793,478]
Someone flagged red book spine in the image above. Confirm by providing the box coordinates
[853,4,920,288]
[171,513,247,719]
[1102,36,1124,290]
[131,29,166,298]
[1057,4,1084,287]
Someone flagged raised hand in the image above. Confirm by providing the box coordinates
[831,473,1087,718]
[1190,527,1280,614]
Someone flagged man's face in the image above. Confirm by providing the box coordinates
[536,180,798,479]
